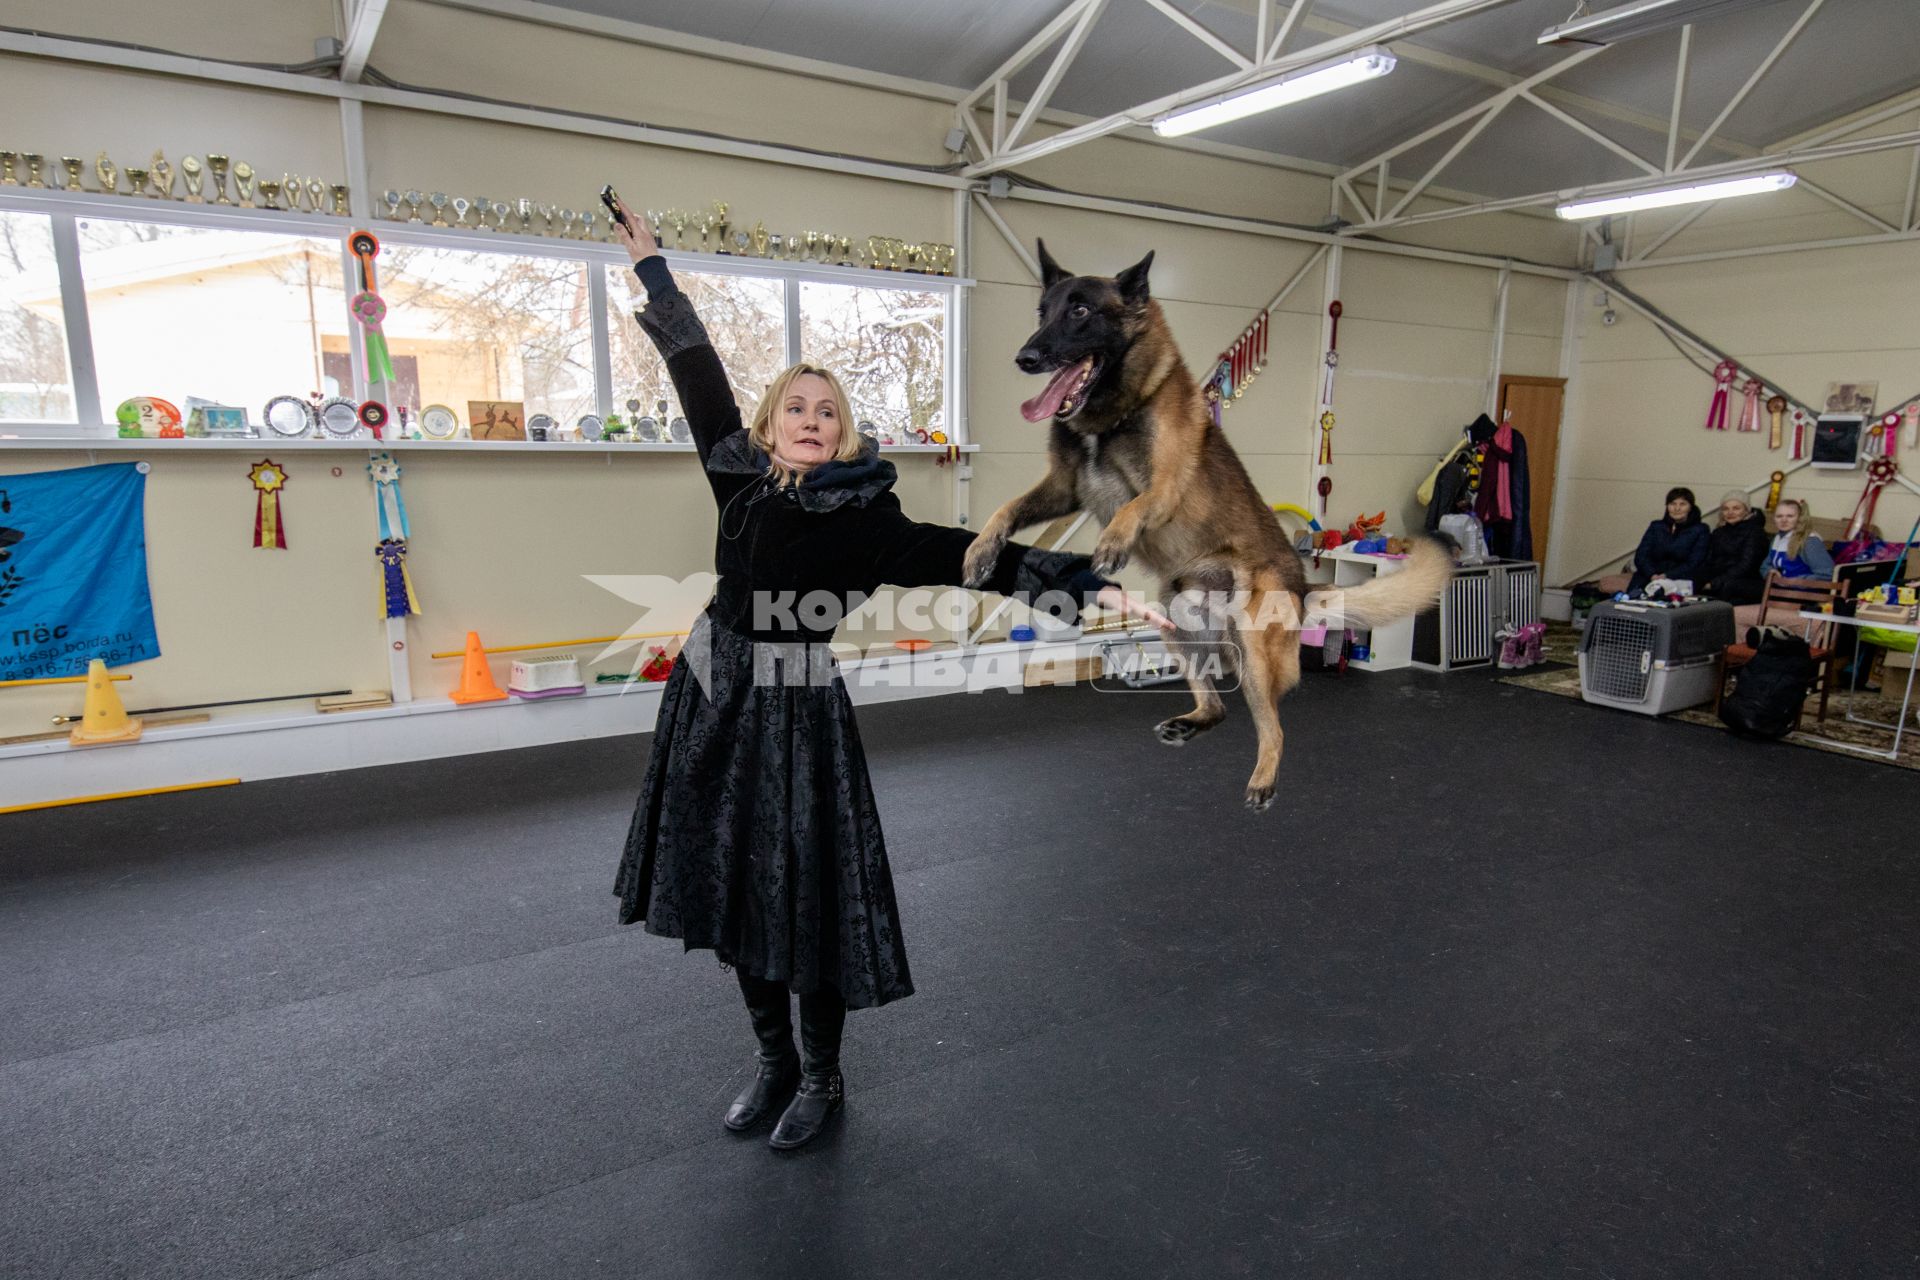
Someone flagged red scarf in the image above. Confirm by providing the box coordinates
[1474,423,1514,523]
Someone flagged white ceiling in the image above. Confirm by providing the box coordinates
[545,0,1920,201]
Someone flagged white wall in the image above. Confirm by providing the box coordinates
[0,0,1578,742]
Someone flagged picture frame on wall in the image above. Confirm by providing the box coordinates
[466,400,527,441]
[1825,382,1878,417]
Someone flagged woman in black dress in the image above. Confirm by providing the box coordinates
[607,196,1166,1150]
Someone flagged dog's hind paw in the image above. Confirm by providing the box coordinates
[1154,715,1210,745]
[1244,783,1274,812]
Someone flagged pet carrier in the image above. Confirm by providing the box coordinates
[1577,599,1734,715]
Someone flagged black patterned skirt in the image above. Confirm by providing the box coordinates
[614,612,915,1008]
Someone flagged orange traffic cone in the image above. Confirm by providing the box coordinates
[449,631,508,704]
[69,659,144,746]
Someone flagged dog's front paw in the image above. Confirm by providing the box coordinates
[961,534,1005,589]
[1091,535,1131,578]
[1244,782,1274,812]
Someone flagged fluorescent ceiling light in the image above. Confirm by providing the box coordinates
[1554,170,1796,219]
[1152,47,1396,138]
[1539,0,1781,46]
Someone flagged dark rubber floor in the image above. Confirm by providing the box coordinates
[3,669,1917,1279]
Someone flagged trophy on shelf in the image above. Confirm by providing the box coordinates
[582,209,598,241]
[207,154,231,204]
[405,190,424,222]
[179,155,203,201]
[558,208,578,238]
[276,173,297,209]
[383,189,403,220]
[95,151,118,195]
[750,220,770,258]
[0,151,16,185]
[428,192,450,226]
[469,196,490,229]
[308,178,326,213]
[258,178,283,210]
[61,156,84,192]
[490,200,508,231]
[21,154,43,188]
[150,150,174,199]
[233,160,256,207]
[452,196,471,228]
[712,201,731,254]
[515,197,534,232]
[124,167,150,198]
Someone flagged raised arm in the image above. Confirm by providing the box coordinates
[611,195,739,468]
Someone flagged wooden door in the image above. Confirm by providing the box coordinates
[1497,375,1565,571]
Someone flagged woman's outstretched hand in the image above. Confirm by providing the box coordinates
[609,193,659,265]
[1096,584,1174,633]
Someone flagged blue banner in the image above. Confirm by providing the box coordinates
[0,462,161,680]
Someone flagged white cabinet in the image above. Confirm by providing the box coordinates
[1298,546,1418,672]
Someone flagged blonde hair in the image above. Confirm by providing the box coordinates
[748,362,864,483]
[1776,496,1814,559]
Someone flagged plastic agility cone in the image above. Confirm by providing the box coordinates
[68,659,145,746]
[449,631,508,704]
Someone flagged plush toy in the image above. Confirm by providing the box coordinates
[1341,511,1386,543]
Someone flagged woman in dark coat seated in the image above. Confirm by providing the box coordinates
[605,192,1166,1151]
[1627,487,1710,595]
[1699,490,1771,604]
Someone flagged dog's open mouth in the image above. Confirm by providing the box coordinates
[1020,356,1099,423]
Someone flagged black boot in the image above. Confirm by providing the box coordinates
[725,972,799,1133]
[769,987,846,1151]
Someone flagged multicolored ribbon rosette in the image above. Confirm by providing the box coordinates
[248,458,288,549]
[366,451,420,617]
[348,231,398,390]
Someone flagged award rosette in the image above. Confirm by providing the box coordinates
[349,231,398,389]
[375,539,421,618]
[367,451,420,617]
[248,459,289,549]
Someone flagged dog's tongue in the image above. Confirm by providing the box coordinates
[1020,359,1089,423]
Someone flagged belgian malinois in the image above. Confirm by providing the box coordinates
[963,241,1450,810]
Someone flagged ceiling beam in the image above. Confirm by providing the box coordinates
[1663,25,1692,172]
[339,0,390,83]
[963,0,1531,178]
[1204,0,1759,159]
[1344,125,1920,233]
[1264,0,1312,63]
[1797,178,1900,234]
[1142,0,1252,72]
[1338,44,1606,183]
[1001,0,1110,153]
[1677,0,1824,170]
[1767,86,1920,152]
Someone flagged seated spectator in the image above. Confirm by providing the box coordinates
[1765,497,1834,581]
[1627,487,1709,594]
[1700,491,1771,604]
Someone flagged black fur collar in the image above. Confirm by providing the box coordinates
[707,429,898,511]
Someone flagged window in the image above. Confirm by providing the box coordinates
[800,281,946,443]
[0,211,76,422]
[378,246,595,431]
[605,266,786,434]
[77,218,345,423]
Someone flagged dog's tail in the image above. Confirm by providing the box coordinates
[1303,537,1452,631]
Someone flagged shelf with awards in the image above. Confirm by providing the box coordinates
[0,436,981,454]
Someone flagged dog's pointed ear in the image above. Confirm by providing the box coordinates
[1115,250,1155,303]
[1035,238,1071,290]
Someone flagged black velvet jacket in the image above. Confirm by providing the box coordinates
[631,257,1108,642]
